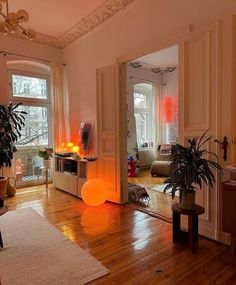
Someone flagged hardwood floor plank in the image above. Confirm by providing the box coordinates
[2,184,235,285]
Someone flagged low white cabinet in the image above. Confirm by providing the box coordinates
[53,156,96,198]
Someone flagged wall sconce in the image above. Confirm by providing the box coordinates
[164,96,173,123]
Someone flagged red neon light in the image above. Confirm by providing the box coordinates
[164,96,173,123]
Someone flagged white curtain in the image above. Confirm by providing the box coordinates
[50,63,69,151]
[153,83,161,151]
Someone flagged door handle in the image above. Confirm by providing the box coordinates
[214,136,228,161]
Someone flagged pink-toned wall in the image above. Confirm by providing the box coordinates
[63,0,236,154]
[0,36,62,63]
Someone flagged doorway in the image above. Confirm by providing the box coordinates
[126,45,179,219]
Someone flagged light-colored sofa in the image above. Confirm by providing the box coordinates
[150,144,172,177]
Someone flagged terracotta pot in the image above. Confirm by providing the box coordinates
[180,191,196,210]
[0,177,8,198]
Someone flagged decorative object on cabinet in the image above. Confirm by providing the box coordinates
[164,132,222,210]
[78,122,92,154]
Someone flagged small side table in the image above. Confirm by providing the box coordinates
[172,203,204,253]
[0,206,8,248]
[39,166,52,188]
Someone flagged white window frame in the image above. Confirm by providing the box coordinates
[8,69,52,146]
[134,87,153,149]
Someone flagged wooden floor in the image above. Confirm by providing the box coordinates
[128,169,178,219]
[4,185,236,284]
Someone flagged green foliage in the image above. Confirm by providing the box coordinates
[0,103,26,168]
[38,148,53,160]
[164,132,222,200]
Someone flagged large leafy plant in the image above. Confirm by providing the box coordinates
[164,132,222,200]
[0,103,26,168]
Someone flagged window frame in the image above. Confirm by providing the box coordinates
[133,87,153,149]
[8,69,52,147]
[8,69,51,104]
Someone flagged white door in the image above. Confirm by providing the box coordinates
[179,22,221,239]
[97,64,125,203]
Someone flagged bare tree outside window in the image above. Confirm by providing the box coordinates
[10,72,51,185]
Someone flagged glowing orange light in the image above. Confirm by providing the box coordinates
[81,207,110,236]
[81,178,108,206]
[66,142,74,147]
[71,145,80,154]
[164,96,173,123]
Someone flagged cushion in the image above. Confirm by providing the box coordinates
[156,144,172,161]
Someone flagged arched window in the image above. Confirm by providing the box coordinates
[7,60,52,186]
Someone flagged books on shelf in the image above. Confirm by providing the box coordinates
[55,156,87,178]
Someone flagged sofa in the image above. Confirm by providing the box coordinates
[150,144,172,177]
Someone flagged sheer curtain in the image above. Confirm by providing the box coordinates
[50,63,69,151]
[153,83,161,151]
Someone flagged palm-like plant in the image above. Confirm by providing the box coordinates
[0,103,26,168]
[164,132,222,207]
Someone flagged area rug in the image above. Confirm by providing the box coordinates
[0,208,109,285]
[150,184,179,196]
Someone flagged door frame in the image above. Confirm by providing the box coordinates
[118,37,181,203]
[118,21,227,242]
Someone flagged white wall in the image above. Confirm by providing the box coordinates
[62,0,236,155]
[0,36,62,104]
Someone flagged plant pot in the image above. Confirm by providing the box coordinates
[180,192,196,210]
[0,177,8,198]
[43,159,51,169]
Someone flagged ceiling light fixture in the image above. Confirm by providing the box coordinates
[0,0,36,40]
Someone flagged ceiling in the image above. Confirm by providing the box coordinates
[137,45,178,68]
[3,0,134,48]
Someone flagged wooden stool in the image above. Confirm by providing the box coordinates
[172,203,204,253]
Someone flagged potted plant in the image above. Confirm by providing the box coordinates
[164,132,222,210]
[38,147,53,168]
[0,103,26,205]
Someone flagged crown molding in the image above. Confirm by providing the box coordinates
[7,0,135,49]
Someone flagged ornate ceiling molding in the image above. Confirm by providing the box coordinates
[8,0,135,49]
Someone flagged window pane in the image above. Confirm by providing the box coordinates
[134,113,147,146]
[12,75,48,99]
[16,105,49,147]
[134,93,147,109]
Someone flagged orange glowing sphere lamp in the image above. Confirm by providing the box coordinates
[81,178,109,206]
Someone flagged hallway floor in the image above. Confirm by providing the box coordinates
[128,169,178,220]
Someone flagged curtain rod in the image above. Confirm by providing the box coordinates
[129,75,159,84]
[129,76,168,86]
[0,50,66,66]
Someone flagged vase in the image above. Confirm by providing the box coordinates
[6,177,16,197]
[0,177,8,198]
[180,191,196,210]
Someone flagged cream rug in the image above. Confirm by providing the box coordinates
[150,184,179,196]
[0,208,109,285]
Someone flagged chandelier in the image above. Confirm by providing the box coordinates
[0,0,36,40]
